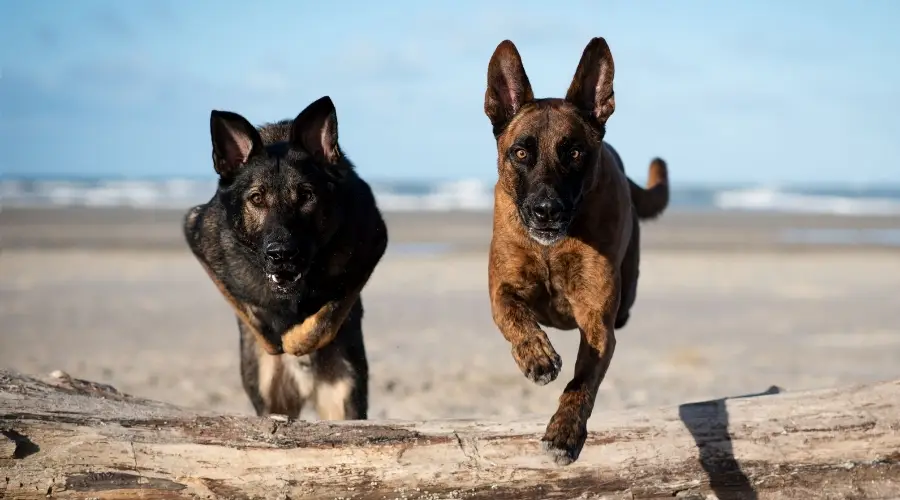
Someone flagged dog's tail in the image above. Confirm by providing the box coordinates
[629,157,669,220]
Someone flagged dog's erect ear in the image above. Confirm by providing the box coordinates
[565,37,616,125]
[485,40,534,132]
[291,96,341,167]
[210,110,264,179]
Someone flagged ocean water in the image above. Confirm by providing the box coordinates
[2,177,900,216]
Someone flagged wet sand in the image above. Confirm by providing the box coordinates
[1,207,899,420]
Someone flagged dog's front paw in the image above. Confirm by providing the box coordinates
[541,410,587,466]
[511,335,562,386]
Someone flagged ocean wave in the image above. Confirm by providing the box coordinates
[0,179,219,209]
[714,187,900,216]
[0,178,496,212]
[4,179,900,216]
[372,179,494,211]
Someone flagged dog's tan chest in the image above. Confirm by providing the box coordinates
[524,251,579,331]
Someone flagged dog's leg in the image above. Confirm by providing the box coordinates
[491,283,562,386]
[311,355,366,420]
[616,214,640,329]
[239,318,268,416]
[542,329,616,465]
[542,259,619,465]
[310,300,368,420]
[280,220,387,358]
[490,241,562,385]
[281,289,362,357]
[240,319,311,418]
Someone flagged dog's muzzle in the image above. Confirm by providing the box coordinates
[264,241,304,290]
[522,197,571,246]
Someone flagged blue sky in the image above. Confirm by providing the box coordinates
[2,0,899,185]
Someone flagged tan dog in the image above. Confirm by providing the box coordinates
[484,37,669,465]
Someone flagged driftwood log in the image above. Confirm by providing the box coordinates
[1,370,899,500]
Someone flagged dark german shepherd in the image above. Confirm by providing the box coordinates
[183,96,387,420]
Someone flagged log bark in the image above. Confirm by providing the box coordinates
[1,370,899,500]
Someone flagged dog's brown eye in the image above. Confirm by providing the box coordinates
[515,149,528,161]
[249,192,264,207]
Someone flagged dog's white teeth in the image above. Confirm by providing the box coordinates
[269,272,300,286]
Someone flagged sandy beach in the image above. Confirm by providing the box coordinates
[2,207,899,421]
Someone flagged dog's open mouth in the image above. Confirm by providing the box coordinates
[527,227,566,246]
[519,209,570,246]
[267,270,303,291]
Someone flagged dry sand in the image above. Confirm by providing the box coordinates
[2,208,899,422]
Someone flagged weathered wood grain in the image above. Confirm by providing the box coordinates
[1,370,898,499]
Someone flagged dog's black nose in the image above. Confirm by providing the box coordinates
[265,242,296,263]
[532,199,564,224]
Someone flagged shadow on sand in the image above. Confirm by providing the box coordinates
[677,385,783,500]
